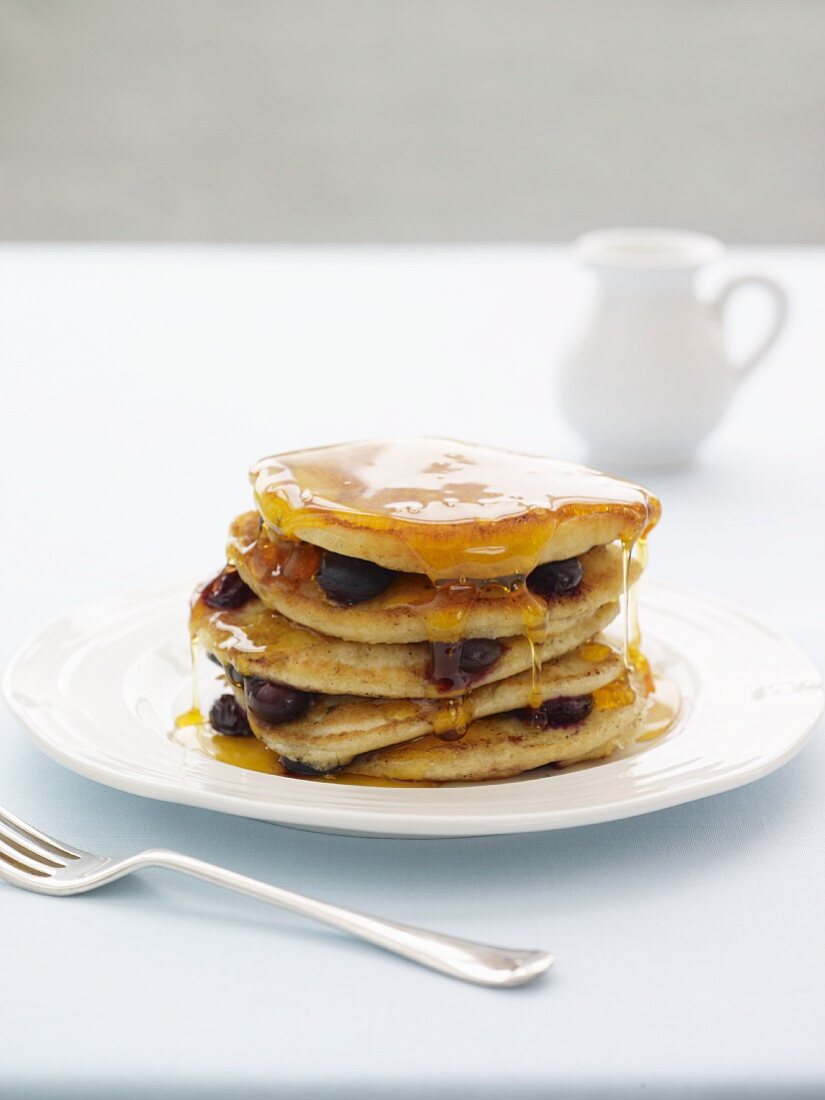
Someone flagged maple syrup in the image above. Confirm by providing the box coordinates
[250,439,659,581]
[180,439,664,772]
[175,634,205,729]
[190,586,322,658]
[638,676,681,741]
[175,707,205,729]
[196,728,439,787]
[430,695,473,739]
[593,673,636,711]
[577,641,613,663]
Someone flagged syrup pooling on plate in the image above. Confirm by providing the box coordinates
[638,676,681,741]
[195,728,440,787]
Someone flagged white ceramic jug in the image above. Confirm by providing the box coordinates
[559,228,787,466]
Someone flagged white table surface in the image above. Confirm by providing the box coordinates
[1,245,824,1099]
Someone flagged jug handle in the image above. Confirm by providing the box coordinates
[711,274,788,380]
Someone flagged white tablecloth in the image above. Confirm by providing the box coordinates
[2,245,823,1098]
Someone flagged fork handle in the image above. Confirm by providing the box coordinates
[128,848,552,987]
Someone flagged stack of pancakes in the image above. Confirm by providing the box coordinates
[189,440,660,783]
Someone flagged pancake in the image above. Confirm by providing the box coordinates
[182,438,663,787]
[250,439,660,581]
[193,583,621,699]
[237,642,627,771]
[343,691,644,782]
[228,511,643,643]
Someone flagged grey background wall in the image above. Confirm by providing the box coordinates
[1,0,823,243]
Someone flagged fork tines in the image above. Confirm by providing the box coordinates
[0,808,81,877]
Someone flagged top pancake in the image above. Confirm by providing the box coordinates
[250,438,660,581]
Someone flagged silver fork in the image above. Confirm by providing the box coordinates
[0,805,553,988]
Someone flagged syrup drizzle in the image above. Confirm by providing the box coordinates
[431,695,474,739]
[620,536,635,670]
[175,634,205,729]
[180,439,662,768]
[619,535,654,693]
[250,439,659,581]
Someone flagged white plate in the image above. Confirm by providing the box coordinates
[3,582,823,838]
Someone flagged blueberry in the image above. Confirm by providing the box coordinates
[459,638,502,673]
[317,552,395,606]
[280,756,331,776]
[428,637,503,691]
[245,678,312,724]
[226,664,245,687]
[527,558,583,599]
[203,568,254,610]
[209,694,252,736]
[523,694,593,729]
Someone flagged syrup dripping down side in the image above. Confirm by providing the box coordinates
[175,633,205,729]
